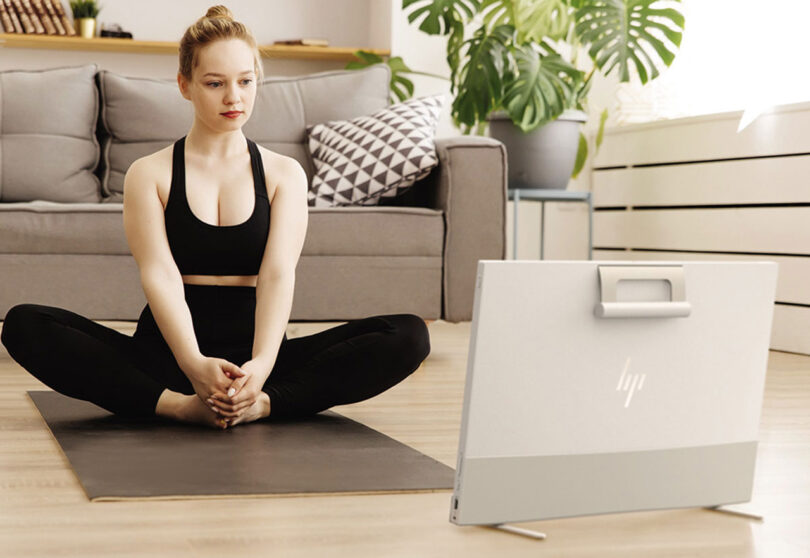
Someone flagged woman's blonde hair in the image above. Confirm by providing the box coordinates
[178,5,264,84]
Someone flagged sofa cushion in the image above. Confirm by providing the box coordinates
[96,70,193,203]
[0,201,130,255]
[0,64,101,203]
[0,202,444,258]
[304,207,444,256]
[97,64,391,202]
[306,94,444,207]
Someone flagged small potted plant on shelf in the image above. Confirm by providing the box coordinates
[402,0,685,189]
[70,0,102,39]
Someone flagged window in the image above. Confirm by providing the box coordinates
[613,1,810,130]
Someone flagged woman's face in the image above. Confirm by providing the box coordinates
[179,38,257,132]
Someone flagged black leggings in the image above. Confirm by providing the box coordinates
[0,283,431,420]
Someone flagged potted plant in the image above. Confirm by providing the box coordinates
[70,0,102,39]
[402,0,685,188]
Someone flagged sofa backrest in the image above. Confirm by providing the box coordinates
[1,63,391,204]
[0,64,101,203]
[98,64,392,202]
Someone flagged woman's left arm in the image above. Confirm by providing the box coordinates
[249,157,309,379]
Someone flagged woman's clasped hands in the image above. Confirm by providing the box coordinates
[186,356,268,427]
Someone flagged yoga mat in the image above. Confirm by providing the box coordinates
[27,391,455,502]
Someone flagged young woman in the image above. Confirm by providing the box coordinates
[0,5,431,430]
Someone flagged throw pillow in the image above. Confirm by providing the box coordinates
[306,94,445,207]
[0,64,101,202]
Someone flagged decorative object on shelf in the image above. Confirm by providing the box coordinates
[15,0,43,34]
[99,21,130,39]
[345,50,448,105]
[40,0,71,35]
[0,0,23,33]
[403,0,685,188]
[1,0,72,34]
[69,0,99,38]
[29,0,51,34]
[306,94,445,207]
[273,38,329,47]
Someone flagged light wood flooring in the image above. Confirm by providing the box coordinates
[0,319,808,557]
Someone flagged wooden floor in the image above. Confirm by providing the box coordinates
[0,319,808,557]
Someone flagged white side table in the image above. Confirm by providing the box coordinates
[508,188,593,260]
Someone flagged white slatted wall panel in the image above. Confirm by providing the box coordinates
[593,101,810,354]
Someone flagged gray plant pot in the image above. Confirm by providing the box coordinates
[487,109,588,189]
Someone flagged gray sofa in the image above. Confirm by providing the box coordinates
[0,63,506,322]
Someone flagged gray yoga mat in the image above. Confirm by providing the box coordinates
[28,390,455,502]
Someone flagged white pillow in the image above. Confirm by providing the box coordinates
[306,94,445,207]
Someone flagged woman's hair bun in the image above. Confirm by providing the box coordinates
[179,3,263,84]
[205,5,234,21]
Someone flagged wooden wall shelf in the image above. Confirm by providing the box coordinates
[0,33,389,61]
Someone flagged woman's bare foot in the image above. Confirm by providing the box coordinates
[177,394,231,429]
[156,389,229,429]
[227,392,271,427]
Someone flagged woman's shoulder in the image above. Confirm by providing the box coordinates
[254,142,300,168]
[254,143,307,200]
[124,144,175,209]
[129,143,174,176]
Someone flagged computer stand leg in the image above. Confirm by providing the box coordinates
[705,505,764,522]
[488,523,547,540]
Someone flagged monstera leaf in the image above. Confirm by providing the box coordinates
[402,0,481,34]
[446,16,467,95]
[451,24,513,131]
[481,0,574,42]
[518,0,575,42]
[502,42,583,132]
[404,0,481,91]
[574,0,684,83]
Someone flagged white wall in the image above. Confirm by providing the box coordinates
[612,0,810,125]
[368,0,392,54]
[387,0,456,138]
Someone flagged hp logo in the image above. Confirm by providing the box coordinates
[617,357,645,408]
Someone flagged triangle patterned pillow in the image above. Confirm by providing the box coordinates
[306,94,445,207]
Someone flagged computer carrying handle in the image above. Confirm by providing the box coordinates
[595,265,692,318]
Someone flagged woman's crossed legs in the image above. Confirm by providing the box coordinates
[0,304,431,428]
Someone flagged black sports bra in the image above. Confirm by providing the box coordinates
[164,135,270,276]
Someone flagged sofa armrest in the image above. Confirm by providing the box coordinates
[419,136,507,322]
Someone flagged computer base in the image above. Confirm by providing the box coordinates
[488,523,547,540]
[482,504,762,541]
[706,505,764,522]
[484,505,763,541]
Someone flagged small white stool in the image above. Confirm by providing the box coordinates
[508,188,593,260]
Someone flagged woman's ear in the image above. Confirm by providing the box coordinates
[177,73,190,100]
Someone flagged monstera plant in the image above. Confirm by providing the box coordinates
[402,0,685,182]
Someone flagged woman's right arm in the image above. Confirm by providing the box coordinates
[122,157,204,375]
